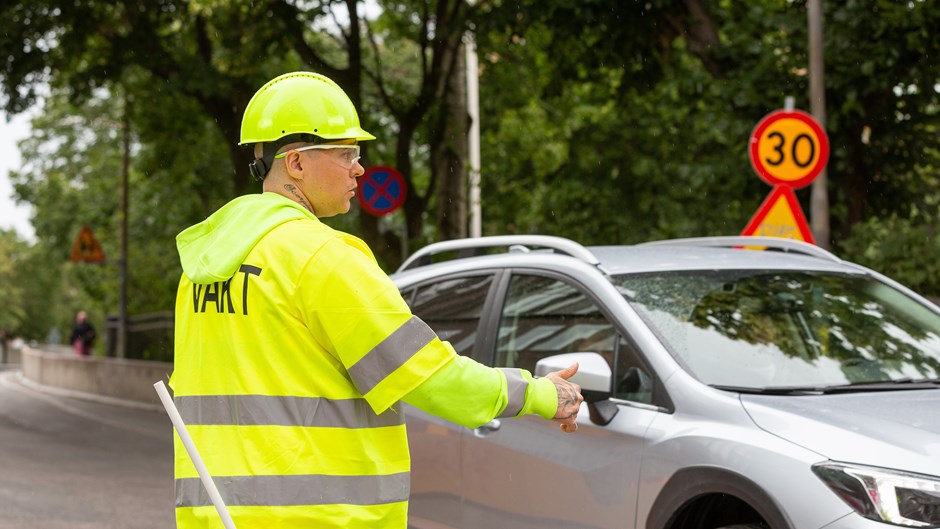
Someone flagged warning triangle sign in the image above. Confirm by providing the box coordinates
[741,186,815,244]
[70,225,107,263]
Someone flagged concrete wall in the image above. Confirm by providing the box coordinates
[21,345,173,408]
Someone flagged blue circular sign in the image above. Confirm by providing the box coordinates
[358,165,406,216]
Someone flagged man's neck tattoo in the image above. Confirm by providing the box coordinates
[283,184,315,215]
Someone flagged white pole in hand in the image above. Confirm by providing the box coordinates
[154,380,238,529]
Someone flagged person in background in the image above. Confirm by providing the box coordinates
[70,311,95,357]
[170,71,584,529]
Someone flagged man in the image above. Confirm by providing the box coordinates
[171,71,583,529]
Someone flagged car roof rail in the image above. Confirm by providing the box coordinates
[638,236,842,263]
[397,235,601,272]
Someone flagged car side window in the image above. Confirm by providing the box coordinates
[614,336,654,405]
[495,274,617,373]
[407,275,493,357]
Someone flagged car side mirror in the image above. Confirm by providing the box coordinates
[534,352,618,426]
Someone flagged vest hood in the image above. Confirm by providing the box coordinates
[176,192,317,284]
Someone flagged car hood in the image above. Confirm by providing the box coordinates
[741,389,940,474]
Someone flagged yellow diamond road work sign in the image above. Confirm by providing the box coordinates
[70,225,107,263]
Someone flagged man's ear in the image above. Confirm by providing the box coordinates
[282,150,306,180]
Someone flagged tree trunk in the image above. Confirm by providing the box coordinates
[664,0,725,78]
[398,119,426,265]
[839,127,870,241]
[433,43,469,241]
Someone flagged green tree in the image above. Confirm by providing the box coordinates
[473,0,940,292]
[0,230,27,333]
[0,0,488,349]
[0,0,484,267]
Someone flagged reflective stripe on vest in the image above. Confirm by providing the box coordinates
[176,395,403,428]
[347,315,437,395]
[176,472,410,507]
[497,368,529,418]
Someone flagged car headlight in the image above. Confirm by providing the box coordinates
[813,462,940,527]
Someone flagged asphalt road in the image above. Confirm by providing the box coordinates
[0,369,175,529]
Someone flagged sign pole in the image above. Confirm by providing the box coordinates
[808,0,831,249]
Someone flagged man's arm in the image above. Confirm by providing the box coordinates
[403,352,584,433]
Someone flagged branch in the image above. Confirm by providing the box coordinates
[404,0,451,124]
[194,15,212,65]
[363,17,404,117]
[663,0,725,78]
[345,0,363,76]
[332,1,351,45]
[269,0,343,81]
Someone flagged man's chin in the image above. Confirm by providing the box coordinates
[319,203,351,218]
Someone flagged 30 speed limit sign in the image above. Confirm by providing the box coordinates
[748,109,829,189]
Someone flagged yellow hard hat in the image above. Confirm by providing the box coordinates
[239,71,375,145]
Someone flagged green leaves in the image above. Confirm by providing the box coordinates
[2,0,940,344]
[0,230,27,331]
[474,0,940,292]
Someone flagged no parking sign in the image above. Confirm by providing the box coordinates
[358,165,406,216]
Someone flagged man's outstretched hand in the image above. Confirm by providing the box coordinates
[545,363,584,433]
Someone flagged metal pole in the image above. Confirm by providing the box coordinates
[808,0,830,249]
[466,32,482,238]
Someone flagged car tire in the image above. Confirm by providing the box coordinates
[716,525,767,529]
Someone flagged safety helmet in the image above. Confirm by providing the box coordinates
[239,71,375,145]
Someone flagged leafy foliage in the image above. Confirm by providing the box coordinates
[475,0,940,268]
[0,230,27,332]
[2,0,940,347]
[841,213,940,296]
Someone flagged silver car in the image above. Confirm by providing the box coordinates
[390,235,940,529]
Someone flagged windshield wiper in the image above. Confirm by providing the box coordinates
[711,385,827,395]
[713,378,940,395]
[814,378,940,394]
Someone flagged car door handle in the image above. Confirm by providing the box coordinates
[472,419,501,437]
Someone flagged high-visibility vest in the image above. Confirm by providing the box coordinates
[172,218,453,529]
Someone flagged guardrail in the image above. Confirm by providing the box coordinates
[105,311,175,362]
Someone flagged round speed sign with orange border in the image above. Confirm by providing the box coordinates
[749,109,829,189]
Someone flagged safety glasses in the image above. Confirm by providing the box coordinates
[274,144,361,170]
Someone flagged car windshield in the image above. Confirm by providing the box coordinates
[617,270,940,389]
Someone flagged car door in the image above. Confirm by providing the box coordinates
[401,273,499,529]
[459,271,657,529]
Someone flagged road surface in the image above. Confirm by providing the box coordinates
[0,369,174,529]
